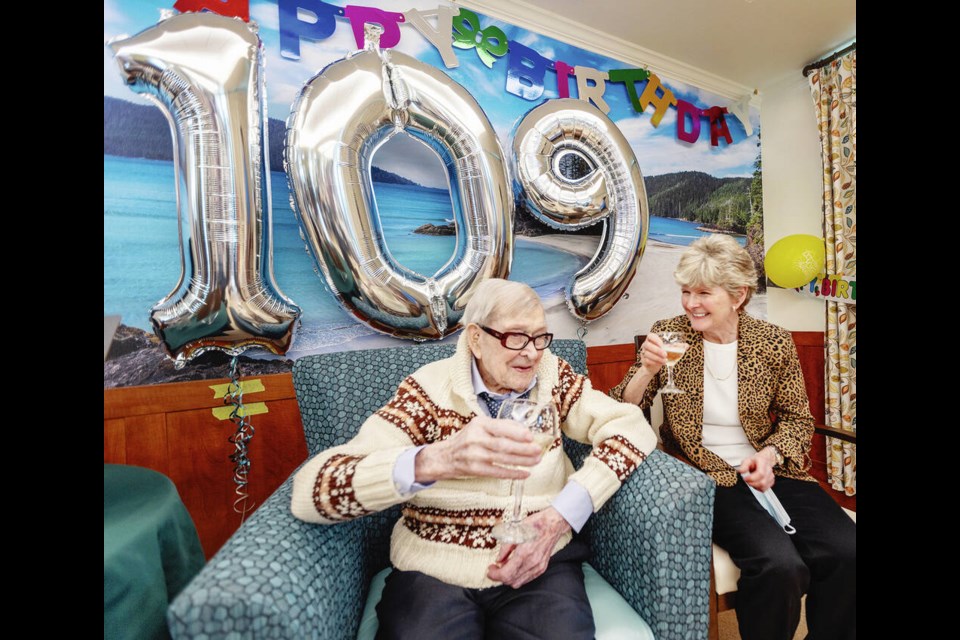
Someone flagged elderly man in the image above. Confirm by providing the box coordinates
[292,279,656,638]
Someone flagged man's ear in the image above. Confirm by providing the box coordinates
[466,323,482,359]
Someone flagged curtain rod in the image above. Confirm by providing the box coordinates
[802,42,856,77]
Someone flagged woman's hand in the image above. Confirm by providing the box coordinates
[620,334,667,404]
[638,333,668,376]
[414,416,542,483]
[486,507,571,588]
[737,447,778,492]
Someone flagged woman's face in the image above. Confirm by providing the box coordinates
[681,284,745,339]
[468,306,547,395]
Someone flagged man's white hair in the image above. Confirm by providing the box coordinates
[461,279,543,327]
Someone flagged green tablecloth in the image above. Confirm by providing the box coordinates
[104,465,205,640]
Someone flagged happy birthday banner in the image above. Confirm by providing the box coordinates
[795,274,857,305]
[175,0,742,147]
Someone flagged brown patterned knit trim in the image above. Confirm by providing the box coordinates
[401,505,504,550]
[312,454,370,521]
[376,377,474,445]
[593,435,647,481]
[553,360,585,423]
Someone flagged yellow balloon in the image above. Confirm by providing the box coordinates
[765,235,825,288]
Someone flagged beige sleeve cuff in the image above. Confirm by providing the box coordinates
[568,458,626,512]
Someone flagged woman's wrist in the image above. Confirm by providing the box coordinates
[761,445,783,466]
[622,366,653,404]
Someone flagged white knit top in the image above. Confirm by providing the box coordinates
[701,339,755,467]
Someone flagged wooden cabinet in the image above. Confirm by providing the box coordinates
[104,374,307,558]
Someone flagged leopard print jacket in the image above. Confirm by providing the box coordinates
[610,313,815,487]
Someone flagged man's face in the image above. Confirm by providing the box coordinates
[468,307,548,395]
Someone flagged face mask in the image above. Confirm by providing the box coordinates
[743,477,796,535]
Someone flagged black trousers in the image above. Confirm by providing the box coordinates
[375,538,594,640]
[713,476,856,640]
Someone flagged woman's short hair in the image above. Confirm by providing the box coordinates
[462,279,543,327]
[674,235,758,308]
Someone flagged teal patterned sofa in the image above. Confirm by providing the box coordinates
[168,340,715,639]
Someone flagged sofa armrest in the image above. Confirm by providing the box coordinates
[167,475,367,639]
[589,450,715,640]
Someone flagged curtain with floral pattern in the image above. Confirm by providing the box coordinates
[809,49,856,494]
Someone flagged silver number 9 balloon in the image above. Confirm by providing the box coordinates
[512,99,649,321]
[285,27,512,340]
[109,12,301,367]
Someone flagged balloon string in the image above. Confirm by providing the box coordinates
[226,356,256,522]
[576,322,588,340]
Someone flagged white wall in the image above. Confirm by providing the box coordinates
[760,74,826,332]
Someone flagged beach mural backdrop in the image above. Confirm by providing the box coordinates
[103,0,765,387]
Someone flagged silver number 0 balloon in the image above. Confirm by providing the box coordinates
[285,29,512,340]
[512,99,649,321]
[109,13,301,365]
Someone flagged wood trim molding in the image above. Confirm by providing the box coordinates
[103,373,296,419]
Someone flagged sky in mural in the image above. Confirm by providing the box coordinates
[103,0,760,190]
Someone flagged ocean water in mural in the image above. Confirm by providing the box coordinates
[103,155,588,352]
[104,1,763,370]
[647,216,746,247]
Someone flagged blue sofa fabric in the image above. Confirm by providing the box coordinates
[167,340,714,639]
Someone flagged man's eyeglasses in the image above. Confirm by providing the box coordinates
[479,325,554,351]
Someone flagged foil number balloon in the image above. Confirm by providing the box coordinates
[285,30,511,339]
[512,99,649,321]
[109,13,301,366]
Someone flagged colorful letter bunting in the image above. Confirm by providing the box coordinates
[202,0,745,147]
[796,275,857,304]
[405,6,460,68]
[575,66,611,114]
[676,99,702,144]
[174,0,250,21]
[278,0,341,60]
[506,41,549,101]
[343,5,405,49]
[451,8,508,69]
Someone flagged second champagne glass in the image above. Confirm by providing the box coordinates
[491,398,559,544]
[658,331,689,394]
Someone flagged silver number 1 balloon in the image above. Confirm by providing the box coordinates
[109,12,301,366]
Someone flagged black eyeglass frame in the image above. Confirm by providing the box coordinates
[479,325,554,351]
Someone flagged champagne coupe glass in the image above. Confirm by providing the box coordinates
[658,331,689,394]
[491,398,559,544]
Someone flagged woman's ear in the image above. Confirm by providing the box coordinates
[733,286,748,311]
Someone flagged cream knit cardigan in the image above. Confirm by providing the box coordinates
[291,334,656,588]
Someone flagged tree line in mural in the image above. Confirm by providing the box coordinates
[104,96,762,240]
[646,171,756,235]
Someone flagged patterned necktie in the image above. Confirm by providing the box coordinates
[478,389,531,418]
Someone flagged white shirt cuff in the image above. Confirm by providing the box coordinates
[392,445,434,496]
[550,480,593,533]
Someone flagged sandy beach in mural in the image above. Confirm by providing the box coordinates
[521,235,767,348]
[294,233,767,357]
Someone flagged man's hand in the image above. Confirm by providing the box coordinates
[486,507,571,589]
[415,416,542,483]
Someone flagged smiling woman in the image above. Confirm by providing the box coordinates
[611,235,856,640]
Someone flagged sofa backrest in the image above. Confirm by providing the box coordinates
[291,339,590,578]
[292,339,588,455]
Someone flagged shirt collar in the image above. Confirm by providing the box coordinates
[470,357,538,400]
